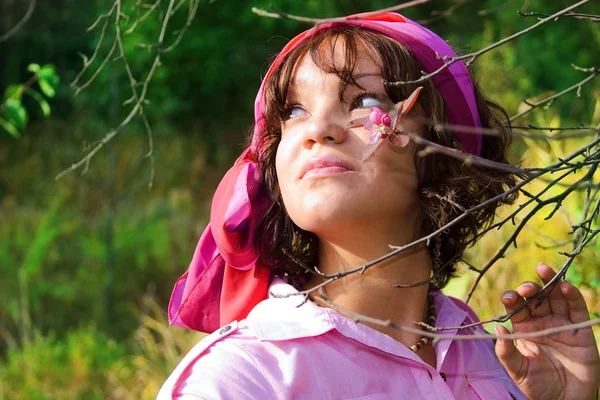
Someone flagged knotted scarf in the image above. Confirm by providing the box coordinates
[169,12,482,333]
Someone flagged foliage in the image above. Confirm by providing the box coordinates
[0,124,210,344]
[0,296,202,400]
[445,97,600,344]
[0,325,127,400]
[0,0,599,397]
[0,64,59,138]
[107,295,205,400]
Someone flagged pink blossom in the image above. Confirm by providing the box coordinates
[368,107,391,126]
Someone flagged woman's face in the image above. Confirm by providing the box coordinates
[275,46,424,240]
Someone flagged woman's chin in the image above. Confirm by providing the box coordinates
[290,200,369,233]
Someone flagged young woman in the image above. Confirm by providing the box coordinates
[158,12,599,399]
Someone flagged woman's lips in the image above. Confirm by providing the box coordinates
[300,156,355,179]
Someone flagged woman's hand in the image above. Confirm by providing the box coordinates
[495,262,599,400]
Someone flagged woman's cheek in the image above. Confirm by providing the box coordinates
[275,140,299,206]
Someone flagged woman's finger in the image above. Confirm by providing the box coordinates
[515,281,551,318]
[495,325,526,382]
[501,290,532,324]
[536,263,569,316]
[560,280,591,324]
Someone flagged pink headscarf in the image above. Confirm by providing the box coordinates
[169,12,482,333]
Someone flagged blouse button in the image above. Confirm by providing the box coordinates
[219,325,232,335]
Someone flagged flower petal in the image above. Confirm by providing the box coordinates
[388,134,410,148]
[362,138,384,161]
[346,117,369,129]
[393,86,423,131]
[368,130,380,144]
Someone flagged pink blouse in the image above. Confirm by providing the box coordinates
[158,278,526,399]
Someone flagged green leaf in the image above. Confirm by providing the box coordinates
[38,79,56,98]
[37,65,59,98]
[38,65,58,82]
[26,89,51,116]
[0,116,20,138]
[27,63,41,73]
[3,99,28,130]
[4,84,23,101]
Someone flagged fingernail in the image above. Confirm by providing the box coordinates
[502,292,516,300]
[494,326,503,344]
[520,282,535,289]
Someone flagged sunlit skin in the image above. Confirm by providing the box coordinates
[275,46,437,367]
[495,262,599,399]
[274,43,599,398]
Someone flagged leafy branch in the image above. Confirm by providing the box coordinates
[56,0,200,188]
[0,64,59,138]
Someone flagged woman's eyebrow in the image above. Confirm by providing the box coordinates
[341,73,385,97]
[353,73,382,81]
[289,72,382,87]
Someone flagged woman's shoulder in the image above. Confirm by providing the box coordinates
[157,319,275,399]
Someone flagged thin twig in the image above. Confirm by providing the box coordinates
[416,0,474,25]
[251,0,430,25]
[518,10,600,22]
[58,0,189,182]
[477,0,521,16]
[408,133,531,176]
[71,2,118,89]
[126,0,161,34]
[386,0,591,87]
[314,290,600,343]
[0,0,36,42]
[510,65,600,122]
[466,163,599,302]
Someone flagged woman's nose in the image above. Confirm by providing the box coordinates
[302,113,347,148]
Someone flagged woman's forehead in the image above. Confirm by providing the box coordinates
[288,51,383,90]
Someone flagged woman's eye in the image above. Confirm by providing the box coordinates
[353,94,382,109]
[284,105,306,120]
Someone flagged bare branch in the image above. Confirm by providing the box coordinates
[251,0,430,25]
[126,0,161,35]
[510,65,600,122]
[386,0,591,87]
[408,133,531,176]
[510,124,600,140]
[71,2,118,88]
[0,0,36,43]
[408,115,600,140]
[161,0,200,53]
[272,130,600,334]
[477,0,521,17]
[416,0,474,25]
[465,159,599,301]
[58,0,196,184]
[314,290,600,343]
[73,36,118,97]
[519,10,600,22]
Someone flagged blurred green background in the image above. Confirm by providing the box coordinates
[1,0,599,398]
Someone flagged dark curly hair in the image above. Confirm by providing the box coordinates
[253,27,518,289]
